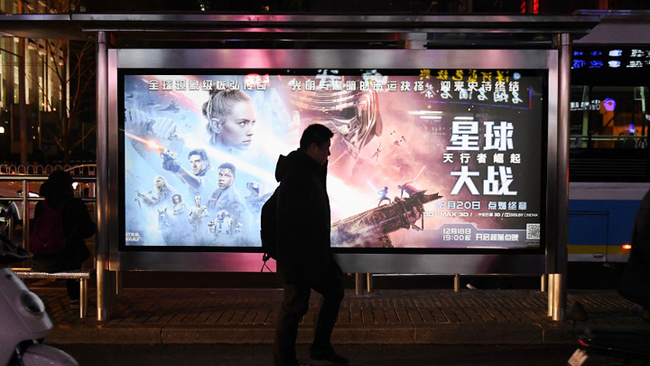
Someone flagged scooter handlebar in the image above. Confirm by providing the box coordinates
[0,232,32,266]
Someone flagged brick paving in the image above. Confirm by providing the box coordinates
[27,286,649,345]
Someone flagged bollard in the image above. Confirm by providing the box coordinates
[548,273,555,317]
[547,273,566,320]
[454,273,460,292]
[355,273,363,296]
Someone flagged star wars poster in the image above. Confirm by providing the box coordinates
[121,68,545,250]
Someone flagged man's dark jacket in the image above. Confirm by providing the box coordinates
[274,149,341,284]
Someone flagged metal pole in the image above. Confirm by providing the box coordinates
[366,273,373,294]
[454,273,460,292]
[355,273,362,296]
[552,32,572,322]
[551,273,564,321]
[80,278,87,319]
[115,270,122,295]
[546,37,560,315]
[96,31,110,321]
[17,2,28,167]
[540,273,546,293]
[547,273,555,317]
[21,179,30,251]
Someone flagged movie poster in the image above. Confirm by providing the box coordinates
[121,69,545,250]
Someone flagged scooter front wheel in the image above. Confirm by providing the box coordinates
[18,344,77,366]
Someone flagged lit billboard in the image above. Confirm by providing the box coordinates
[119,68,546,253]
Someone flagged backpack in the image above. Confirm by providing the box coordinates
[260,188,279,265]
[30,200,67,255]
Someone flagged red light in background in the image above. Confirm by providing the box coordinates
[578,339,587,347]
[622,244,632,250]
[521,0,539,14]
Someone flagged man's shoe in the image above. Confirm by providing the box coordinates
[633,304,650,323]
[310,350,349,364]
[273,361,313,366]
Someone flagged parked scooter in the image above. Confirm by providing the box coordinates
[0,233,78,366]
[567,301,650,366]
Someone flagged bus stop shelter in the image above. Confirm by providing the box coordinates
[0,13,600,321]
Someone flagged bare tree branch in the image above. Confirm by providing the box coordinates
[72,125,97,150]
[32,0,95,163]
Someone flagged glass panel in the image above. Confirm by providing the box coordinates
[570,85,648,149]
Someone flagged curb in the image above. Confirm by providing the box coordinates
[48,323,579,345]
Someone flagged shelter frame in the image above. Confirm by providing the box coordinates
[108,47,557,276]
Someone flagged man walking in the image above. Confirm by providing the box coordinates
[273,124,347,366]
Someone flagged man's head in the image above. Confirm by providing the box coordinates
[217,162,236,189]
[194,195,201,205]
[300,124,333,166]
[187,148,210,175]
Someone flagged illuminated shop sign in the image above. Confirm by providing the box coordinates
[120,68,545,251]
[572,48,650,70]
[570,99,602,112]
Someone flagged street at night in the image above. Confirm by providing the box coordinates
[57,344,623,366]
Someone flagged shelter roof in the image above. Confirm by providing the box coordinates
[0,13,601,47]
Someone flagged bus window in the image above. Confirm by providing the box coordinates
[570,86,648,150]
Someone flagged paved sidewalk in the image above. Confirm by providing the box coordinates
[30,287,649,346]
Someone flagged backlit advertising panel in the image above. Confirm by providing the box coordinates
[120,68,546,252]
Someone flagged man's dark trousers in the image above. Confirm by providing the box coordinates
[273,269,344,366]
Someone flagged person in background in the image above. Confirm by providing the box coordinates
[32,170,96,307]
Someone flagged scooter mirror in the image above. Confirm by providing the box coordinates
[568,301,588,322]
[0,232,32,265]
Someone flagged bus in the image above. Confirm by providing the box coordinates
[569,22,650,263]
